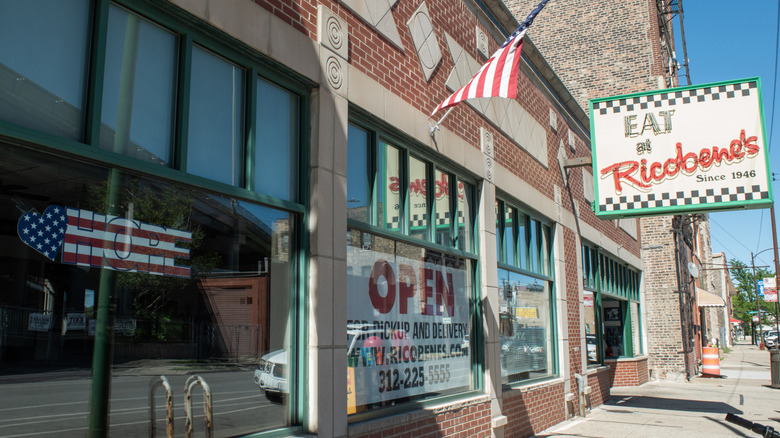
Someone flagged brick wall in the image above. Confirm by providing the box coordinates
[349,399,492,438]
[605,358,649,386]
[587,368,611,407]
[503,382,566,437]
[640,216,688,380]
[506,0,667,112]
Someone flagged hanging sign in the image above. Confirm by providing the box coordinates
[590,78,773,218]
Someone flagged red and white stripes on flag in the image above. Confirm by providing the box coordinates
[62,207,192,278]
[430,0,549,117]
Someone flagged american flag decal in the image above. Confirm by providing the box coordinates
[17,205,192,278]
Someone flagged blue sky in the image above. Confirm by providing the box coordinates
[681,1,780,270]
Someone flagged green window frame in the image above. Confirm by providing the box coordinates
[583,243,643,359]
[496,197,557,385]
[345,113,482,418]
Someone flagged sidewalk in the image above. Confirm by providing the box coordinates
[536,342,779,437]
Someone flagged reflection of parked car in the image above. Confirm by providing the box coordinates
[764,331,779,349]
[586,334,597,362]
[254,349,288,403]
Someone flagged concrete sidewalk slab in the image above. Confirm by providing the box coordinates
[535,343,780,437]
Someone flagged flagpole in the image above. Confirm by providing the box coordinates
[429,106,455,136]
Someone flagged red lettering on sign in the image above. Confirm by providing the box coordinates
[600,129,760,194]
[369,260,396,314]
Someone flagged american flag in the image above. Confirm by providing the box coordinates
[62,207,192,278]
[430,0,550,116]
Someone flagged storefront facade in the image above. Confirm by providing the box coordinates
[0,0,645,436]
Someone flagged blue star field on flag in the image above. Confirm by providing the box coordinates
[17,205,67,261]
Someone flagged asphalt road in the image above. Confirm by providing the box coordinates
[0,369,286,437]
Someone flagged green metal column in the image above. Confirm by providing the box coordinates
[88,11,139,437]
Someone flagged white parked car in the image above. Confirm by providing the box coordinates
[254,349,288,403]
[764,331,779,349]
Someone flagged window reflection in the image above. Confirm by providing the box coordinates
[187,46,244,186]
[379,143,401,231]
[347,124,370,223]
[0,142,296,436]
[101,4,177,165]
[408,156,428,240]
[0,0,90,140]
[498,269,553,383]
[255,77,298,201]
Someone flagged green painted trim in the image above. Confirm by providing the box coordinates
[245,68,258,190]
[623,301,634,358]
[86,0,109,146]
[347,390,486,424]
[175,33,192,171]
[295,89,311,427]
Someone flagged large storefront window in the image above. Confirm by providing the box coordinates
[346,231,474,413]
[0,1,309,435]
[582,243,643,361]
[346,118,478,415]
[496,199,555,384]
[0,142,299,436]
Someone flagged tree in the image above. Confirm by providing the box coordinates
[728,259,776,332]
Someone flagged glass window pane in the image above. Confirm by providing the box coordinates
[456,179,473,253]
[187,46,244,186]
[517,213,527,269]
[101,4,177,165]
[604,301,623,358]
[347,231,474,413]
[0,0,90,140]
[434,169,452,247]
[631,302,642,355]
[255,77,299,201]
[498,269,553,383]
[408,156,429,240]
[379,142,401,231]
[495,201,501,262]
[529,219,539,273]
[541,224,550,276]
[347,124,370,223]
[504,206,515,266]
[582,246,590,287]
[584,291,599,366]
[0,141,297,435]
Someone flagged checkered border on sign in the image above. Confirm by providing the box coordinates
[386,210,464,229]
[592,82,757,115]
[599,186,769,213]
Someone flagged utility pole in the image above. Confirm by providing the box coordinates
[751,252,763,346]
[770,206,780,339]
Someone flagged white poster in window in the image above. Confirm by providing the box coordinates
[28,313,53,332]
[347,245,471,406]
[584,290,594,308]
[66,313,86,331]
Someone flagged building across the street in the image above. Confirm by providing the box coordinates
[0,0,650,436]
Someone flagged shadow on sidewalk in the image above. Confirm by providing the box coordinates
[607,395,743,415]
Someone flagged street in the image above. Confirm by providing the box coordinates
[0,367,285,437]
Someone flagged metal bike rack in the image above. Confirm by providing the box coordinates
[149,376,174,438]
[184,375,213,438]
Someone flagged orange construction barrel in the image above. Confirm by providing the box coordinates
[701,346,721,377]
